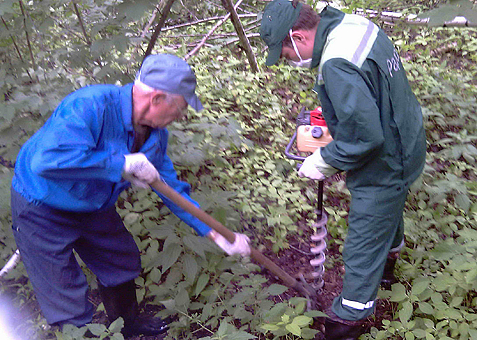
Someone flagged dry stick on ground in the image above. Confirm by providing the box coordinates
[144,0,176,59]
[184,0,245,61]
[221,0,259,72]
[355,8,477,27]
[161,13,256,32]
[225,33,260,46]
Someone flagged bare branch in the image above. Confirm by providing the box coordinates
[224,33,260,46]
[161,13,256,32]
[1,16,32,80]
[1,17,25,63]
[71,0,91,45]
[0,250,21,279]
[185,0,245,61]
[355,9,477,27]
[144,0,176,59]
[141,6,160,39]
[179,0,199,21]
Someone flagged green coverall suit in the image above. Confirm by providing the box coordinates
[311,7,426,320]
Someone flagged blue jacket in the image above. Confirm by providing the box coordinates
[12,83,211,236]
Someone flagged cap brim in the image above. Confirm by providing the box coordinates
[186,94,204,112]
[265,43,282,66]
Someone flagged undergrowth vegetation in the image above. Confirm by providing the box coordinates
[0,0,476,339]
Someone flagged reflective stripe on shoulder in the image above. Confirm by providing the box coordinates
[342,298,375,310]
[317,14,379,85]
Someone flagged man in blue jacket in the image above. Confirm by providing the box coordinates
[260,1,426,339]
[11,54,250,337]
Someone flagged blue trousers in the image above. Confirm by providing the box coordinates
[332,184,409,321]
[11,189,141,326]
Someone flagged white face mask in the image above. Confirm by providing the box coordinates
[288,29,312,69]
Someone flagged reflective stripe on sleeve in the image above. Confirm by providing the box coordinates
[342,298,375,310]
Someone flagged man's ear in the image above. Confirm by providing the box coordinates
[290,31,306,43]
[151,91,167,105]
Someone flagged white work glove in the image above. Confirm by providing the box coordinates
[122,153,160,189]
[209,230,251,257]
[298,148,339,180]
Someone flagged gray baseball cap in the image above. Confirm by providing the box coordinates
[136,54,204,111]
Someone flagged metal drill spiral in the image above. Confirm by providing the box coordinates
[309,211,328,290]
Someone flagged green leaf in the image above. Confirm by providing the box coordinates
[183,253,199,283]
[419,302,434,314]
[175,287,190,307]
[183,235,207,258]
[260,324,280,331]
[160,299,176,310]
[0,0,15,15]
[266,284,288,296]
[109,317,124,333]
[455,193,471,213]
[228,330,257,340]
[149,267,162,283]
[399,301,413,323]
[305,310,328,318]
[301,327,319,339]
[413,329,427,338]
[292,315,312,327]
[217,320,229,336]
[390,283,408,302]
[161,243,182,272]
[195,273,210,296]
[87,323,107,336]
[411,279,429,296]
[110,332,125,340]
[285,323,301,336]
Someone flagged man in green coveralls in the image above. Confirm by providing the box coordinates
[260,1,426,338]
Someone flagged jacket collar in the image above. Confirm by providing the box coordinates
[311,6,345,69]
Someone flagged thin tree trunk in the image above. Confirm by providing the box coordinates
[72,0,91,45]
[144,0,176,59]
[221,0,259,72]
[18,0,35,69]
[1,16,32,79]
[1,17,25,63]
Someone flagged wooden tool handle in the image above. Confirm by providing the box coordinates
[150,179,315,298]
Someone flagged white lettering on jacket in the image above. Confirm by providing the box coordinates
[386,49,401,78]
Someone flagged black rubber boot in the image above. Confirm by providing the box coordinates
[381,252,399,289]
[98,280,169,337]
[324,318,363,339]
[324,308,364,340]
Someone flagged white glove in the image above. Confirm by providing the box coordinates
[123,153,160,189]
[298,148,339,180]
[210,231,251,257]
